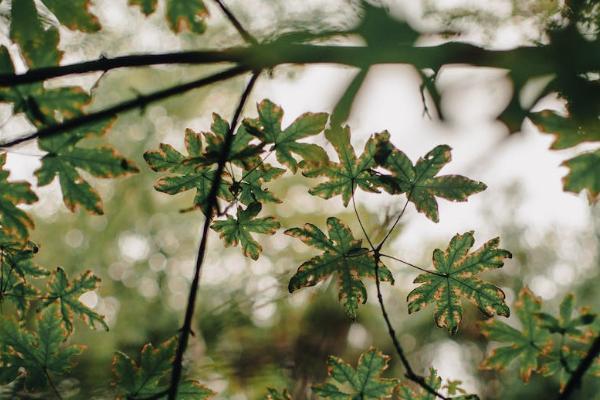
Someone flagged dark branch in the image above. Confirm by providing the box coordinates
[212,0,257,45]
[557,334,600,400]
[167,70,260,400]
[0,66,249,148]
[1,41,598,87]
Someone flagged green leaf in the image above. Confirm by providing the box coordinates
[312,347,398,399]
[0,153,38,239]
[42,267,108,333]
[235,164,285,205]
[0,306,83,390]
[286,217,394,319]
[480,287,552,382]
[530,110,600,150]
[42,0,101,32]
[407,231,511,334]
[129,0,158,15]
[375,136,487,222]
[302,125,381,207]
[244,99,329,173]
[211,202,280,260]
[144,129,233,216]
[561,149,600,203]
[537,293,596,335]
[10,0,62,68]
[396,368,479,400]
[166,0,209,34]
[113,337,214,399]
[36,118,139,215]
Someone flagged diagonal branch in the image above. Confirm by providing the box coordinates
[167,70,260,400]
[212,0,257,44]
[556,334,600,400]
[0,66,249,148]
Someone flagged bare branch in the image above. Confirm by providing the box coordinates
[556,334,600,400]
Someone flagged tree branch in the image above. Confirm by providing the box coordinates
[212,0,257,45]
[1,40,597,87]
[556,334,600,400]
[167,70,260,400]
[0,66,249,148]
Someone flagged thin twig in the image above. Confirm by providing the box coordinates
[0,66,249,148]
[212,0,257,44]
[379,253,442,276]
[376,195,411,251]
[351,185,375,250]
[167,70,260,400]
[43,369,63,400]
[557,334,600,400]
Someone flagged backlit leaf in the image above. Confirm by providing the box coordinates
[407,231,511,334]
[375,136,486,222]
[42,267,108,333]
[302,125,381,206]
[480,287,552,382]
[530,110,600,150]
[129,0,158,15]
[312,347,398,399]
[0,306,83,390]
[244,99,329,173]
[211,202,280,260]
[235,163,285,205]
[0,153,38,239]
[287,217,394,319]
[42,0,101,32]
[396,368,478,400]
[561,149,600,203]
[166,0,209,34]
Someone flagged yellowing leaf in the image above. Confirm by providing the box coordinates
[287,217,394,319]
[480,287,552,382]
[167,0,209,34]
[0,153,38,239]
[561,149,600,203]
[211,202,280,260]
[407,231,511,334]
[530,110,600,150]
[312,347,398,399]
[244,99,329,173]
[375,136,486,222]
[42,0,101,32]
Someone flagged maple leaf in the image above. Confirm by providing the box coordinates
[480,287,552,382]
[0,236,46,315]
[561,149,600,203]
[129,0,158,15]
[530,110,600,150]
[407,231,511,334]
[302,125,382,206]
[144,128,233,216]
[36,118,139,215]
[9,0,61,68]
[42,267,108,333]
[286,217,394,319]
[375,136,486,222]
[0,306,84,390]
[244,99,329,173]
[113,337,214,399]
[235,164,285,205]
[0,153,38,239]
[312,347,398,399]
[41,0,101,32]
[211,202,280,260]
[395,368,478,400]
[129,0,209,34]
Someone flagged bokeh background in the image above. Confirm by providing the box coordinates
[1,0,598,398]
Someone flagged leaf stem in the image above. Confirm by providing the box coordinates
[378,253,442,276]
[212,0,257,45]
[167,70,260,400]
[556,334,600,400]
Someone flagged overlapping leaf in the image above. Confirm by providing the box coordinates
[129,0,209,34]
[235,164,285,205]
[211,202,280,260]
[144,128,233,216]
[36,118,139,215]
[244,99,329,173]
[42,267,108,333]
[407,231,511,334]
[302,125,381,206]
[396,368,478,400]
[312,347,398,399]
[561,149,600,203]
[0,154,38,239]
[113,337,214,399]
[480,287,552,381]
[287,217,394,318]
[375,136,486,222]
[0,306,83,390]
